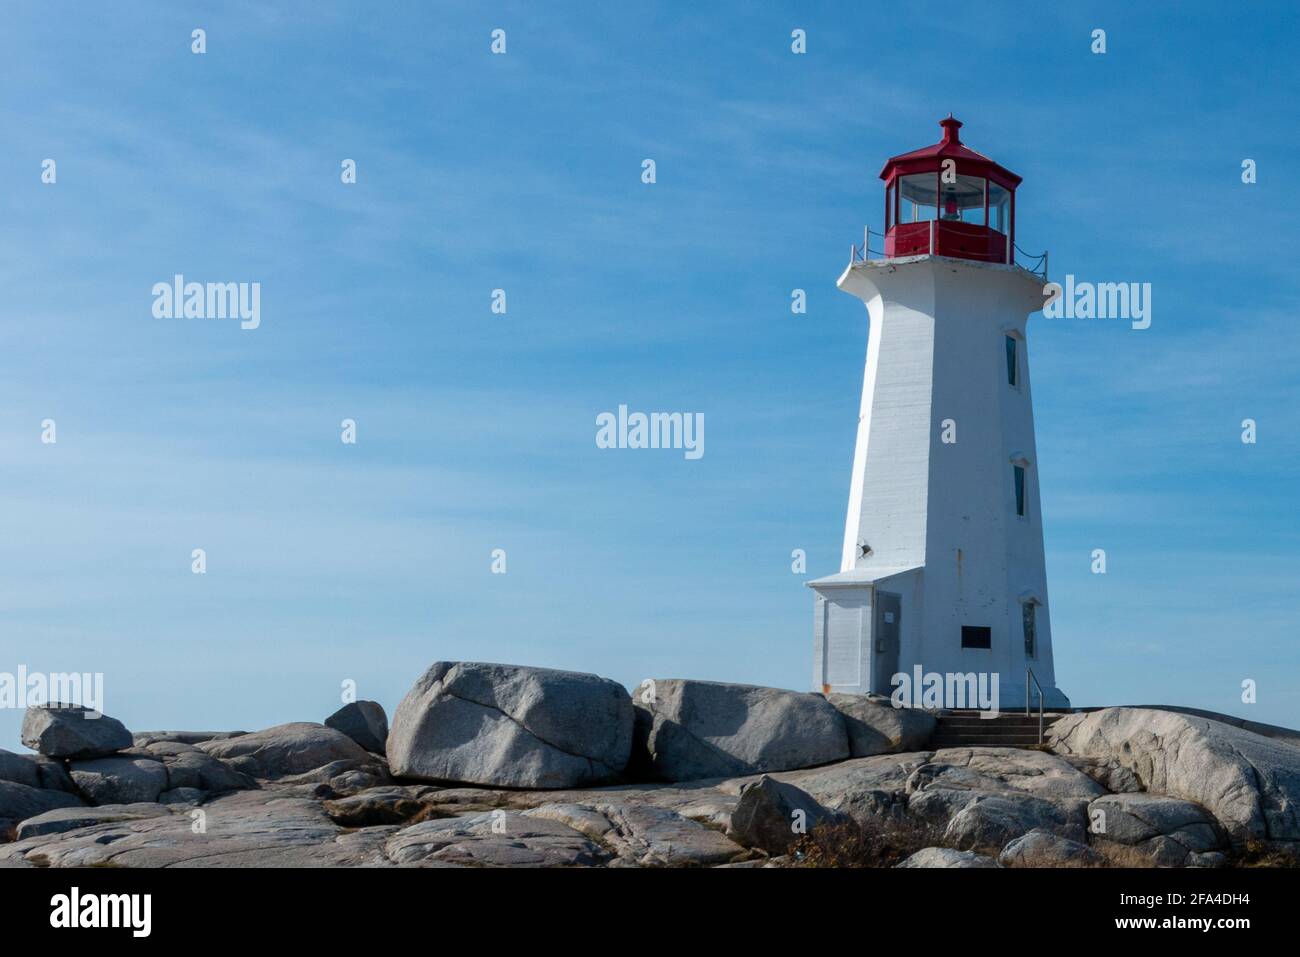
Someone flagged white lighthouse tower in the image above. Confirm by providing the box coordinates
[809,116,1069,710]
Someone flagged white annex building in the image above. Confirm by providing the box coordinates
[809,117,1070,710]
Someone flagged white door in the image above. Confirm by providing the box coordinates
[824,598,865,687]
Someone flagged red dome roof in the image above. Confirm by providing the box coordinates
[879,116,1022,189]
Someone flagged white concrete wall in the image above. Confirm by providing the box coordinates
[833,256,1067,709]
[839,286,934,574]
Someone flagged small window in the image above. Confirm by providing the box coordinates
[886,181,895,230]
[1005,335,1018,386]
[1022,602,1037,657]
[961,625,992,649]
[1014,465,1026,517]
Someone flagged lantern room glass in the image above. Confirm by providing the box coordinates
[898,173,937,222]
[941,175,986,224]
[988,181,1010,234]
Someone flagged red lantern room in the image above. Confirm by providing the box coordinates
[880,115,1021,265]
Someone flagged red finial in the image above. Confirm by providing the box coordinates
[939,114,962,145]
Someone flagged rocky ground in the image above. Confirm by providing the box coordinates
[2,662,1298,868]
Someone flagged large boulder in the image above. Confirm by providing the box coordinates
[198,722,372,780]
[387,662,633,789]
[325,701,389,754]
[21,705,132,759]
[999,829,1103,868]
[896,847,1000,868]
[69,756,169,805]
[0,781,84,835]
[128,742,254,793]
[942,792,1087,850]
[923,747,1107,805]
[728,775,846,854]
[1049,707,1300,844]
[0,750,42,789]
[825,694,935,756]
[632,680,849,782]
[775,752,928,824]
[0,751,76,793]
[1088,793,1225,866]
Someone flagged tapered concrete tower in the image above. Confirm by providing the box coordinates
[809,116,1069,710]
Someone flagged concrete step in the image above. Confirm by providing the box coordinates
[930,711,1060,749]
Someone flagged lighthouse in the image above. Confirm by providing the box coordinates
[808,116,1069,711]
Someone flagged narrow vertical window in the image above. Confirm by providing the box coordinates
[1005,335,1018,386]
[1014,465,1026,517]
[1022,602,1036,657]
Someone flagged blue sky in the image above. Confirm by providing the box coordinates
[3,1,1298,749]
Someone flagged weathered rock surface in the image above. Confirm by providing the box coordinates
[633,679,849,782]
[325,700,389,754]
[198,722,373,780]
[132,731,246,747]
[268,756,390,796]
[826,694,935,756]
[385,810,604,867]
[775,752,928,824]
[0,790,395,867]
[896,847,1000,868]
[1089,793,1224,866]
[128,741,255,793]
[388,662,633,789]
[69,756,169,805]
[1049,708,1300,843]
[16,803,172,840]
[728,775,844,854]
[521,803,615,840]
[7,698,1292,868]
[926,747,1107,805]
[596,802,746,866]
[999,828,1103,867]
[1122,706,1300,751]
[21,705,132,759]
[158,787,205,805]
[1060,755,1142,794]
[899,747,1095,849]
[943,792,1087,850]
[322,785,444,826]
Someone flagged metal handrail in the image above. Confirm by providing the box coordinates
[1025,667,1045,744]
[849,224,1049,282]
[1014,243,1049,281]
[849,226,886,264]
